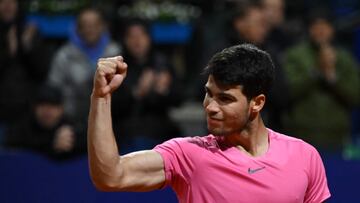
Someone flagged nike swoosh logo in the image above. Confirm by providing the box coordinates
[248,166,265,174]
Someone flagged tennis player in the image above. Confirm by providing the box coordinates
[88,44,330,202]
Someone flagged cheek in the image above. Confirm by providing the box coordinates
[225,106,249,125]
[228,113,243,126]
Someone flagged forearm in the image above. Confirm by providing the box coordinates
[88,94,122,187]
[87,56,166,192]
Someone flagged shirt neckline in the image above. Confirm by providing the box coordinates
[214,128,274,161]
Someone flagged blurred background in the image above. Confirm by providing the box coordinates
[0,0,359,202]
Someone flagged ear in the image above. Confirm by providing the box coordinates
[250,94,266,113]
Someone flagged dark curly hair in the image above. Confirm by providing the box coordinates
[203,44,275,100]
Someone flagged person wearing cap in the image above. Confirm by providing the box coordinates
[4,85,86,160]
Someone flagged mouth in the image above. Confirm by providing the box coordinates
[207,117,222,126]
[207,115,222,120]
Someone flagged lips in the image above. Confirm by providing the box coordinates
[208,116,222,121]
[207,117,222,125]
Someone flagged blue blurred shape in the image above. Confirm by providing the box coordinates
[151,22,193,44]
[27,14,75,38]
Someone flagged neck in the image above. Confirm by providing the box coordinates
[223,117,269,157]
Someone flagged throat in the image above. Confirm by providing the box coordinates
[235,142,268,157]
[224,128,269,157]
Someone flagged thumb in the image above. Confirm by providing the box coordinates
[109,74,126,92]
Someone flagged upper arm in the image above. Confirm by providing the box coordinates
[109,150,166,192]
[96,138,194,192]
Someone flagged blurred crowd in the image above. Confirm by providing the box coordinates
[0,0,359,160]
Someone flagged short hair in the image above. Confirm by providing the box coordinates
[306,8,333,26]
[203,44,275,100]
[123,18,151,36]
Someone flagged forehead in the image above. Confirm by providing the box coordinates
[205,75,243,94]
[79,11,101,23]
[310,19,332,27]
[126,25,148,37]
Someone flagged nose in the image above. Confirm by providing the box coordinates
[204,98,220,115]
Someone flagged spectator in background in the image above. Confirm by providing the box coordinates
[262,0,294,56]
[112,20,183,152]
[283,10,360,151]
[48,7,121,131]
[204,1,289,131]
[0,0,51,133]
[4,85,86,160]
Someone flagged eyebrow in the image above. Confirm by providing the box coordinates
[218,92,236,100]
[205,86,236,100]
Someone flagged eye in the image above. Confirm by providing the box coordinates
[218,95,234,103]
[204,87,212,97]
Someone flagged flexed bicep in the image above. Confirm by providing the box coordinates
[95,150,166,192]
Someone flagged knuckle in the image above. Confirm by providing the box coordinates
[97,61,104,68]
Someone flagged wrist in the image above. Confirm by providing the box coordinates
[91,92,111,102]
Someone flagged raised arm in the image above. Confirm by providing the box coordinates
[88,56,165,192]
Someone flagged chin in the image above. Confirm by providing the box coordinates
[208,128,229,137]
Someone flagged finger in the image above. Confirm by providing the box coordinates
[98,56,126,75]
[98,57,108,62]
[108,74,125,92]
[115,55,123,62]
[98,60,118,71]
[98,55,122,61]
[108,63,127,93]
[97,64,117,77]
[115,60,127,74]
[98,58,126,75]
[99,56,123,65]
[99,86,109,95]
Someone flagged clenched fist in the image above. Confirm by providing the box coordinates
[93,56,128,98]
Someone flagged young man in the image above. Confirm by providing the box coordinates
[88,44,331,202]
